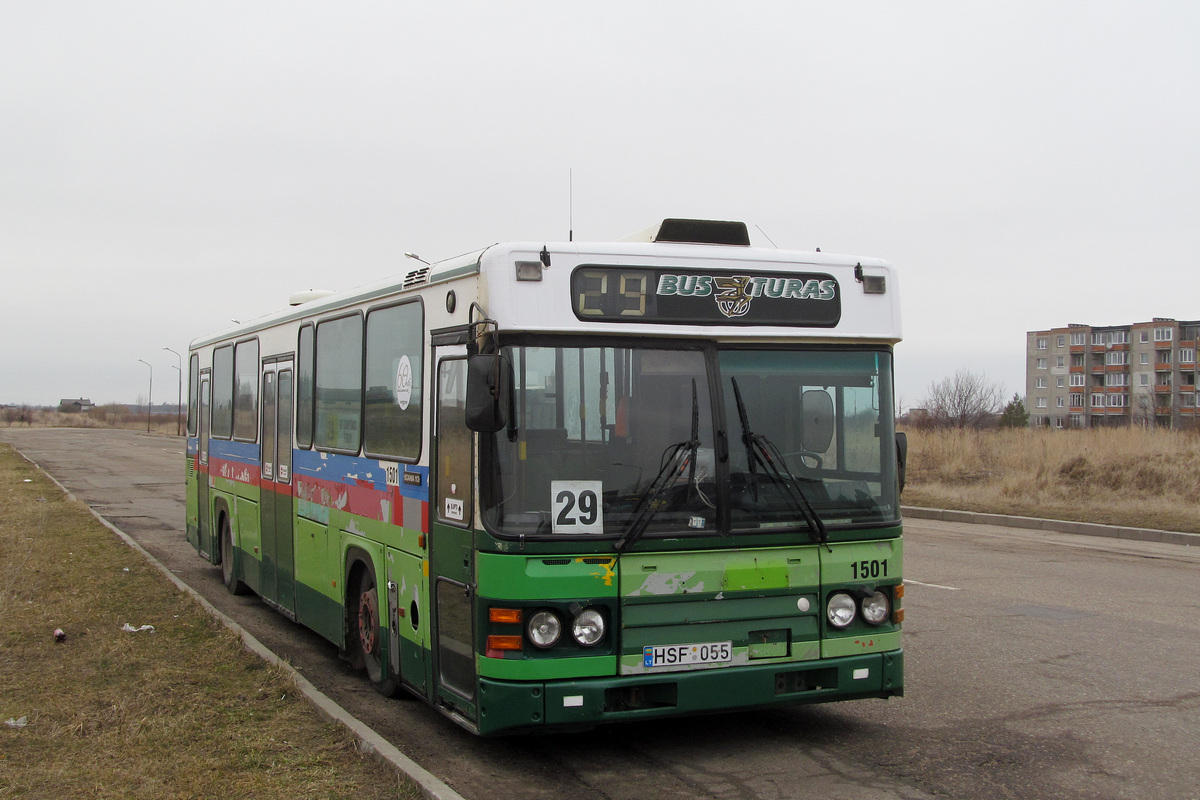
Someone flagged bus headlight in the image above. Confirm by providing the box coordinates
[861,590,891,626]
[826,593,857,628]
[572,608,606,646]
[527,610,562,648]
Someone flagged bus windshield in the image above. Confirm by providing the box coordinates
[479,342,897,540]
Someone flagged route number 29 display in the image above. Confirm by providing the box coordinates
[551,480,604,534]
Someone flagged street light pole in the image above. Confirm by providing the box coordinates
[138,359,153,433]
[163,347,183,437]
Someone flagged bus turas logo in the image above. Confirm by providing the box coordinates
[713,276,754,318]
[657,273,837,319]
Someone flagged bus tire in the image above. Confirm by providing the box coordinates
[350,559,399,697]
[219,516,249,596]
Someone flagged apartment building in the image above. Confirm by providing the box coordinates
[1025,318,1200,429]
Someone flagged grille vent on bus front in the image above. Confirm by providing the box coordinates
[403,267,430,288]
[540,557,612,566]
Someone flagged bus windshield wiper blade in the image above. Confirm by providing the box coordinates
[730,378,828,546]
[755,434,829,546]
[615,381,700,553]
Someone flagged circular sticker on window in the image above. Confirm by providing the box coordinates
[396,355,413,410]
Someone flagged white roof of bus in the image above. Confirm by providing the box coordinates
[190,238,900,349]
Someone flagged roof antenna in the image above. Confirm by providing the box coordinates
[754,224,777,248]
[569,168,574,242]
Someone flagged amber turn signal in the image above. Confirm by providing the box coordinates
[489,607,523,624]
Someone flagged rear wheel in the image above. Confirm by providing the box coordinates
[220,517,249,596]
[350,561,398,697]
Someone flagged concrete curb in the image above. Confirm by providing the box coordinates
[18,449,466,800]
[902,505,1200,548]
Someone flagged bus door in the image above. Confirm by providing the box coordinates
[259,359,297,617]
[197,371,213,561]
[429,346,477,720]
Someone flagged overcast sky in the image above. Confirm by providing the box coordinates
[3,2,1198,411]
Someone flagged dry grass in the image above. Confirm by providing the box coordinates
[902,426,1200,533]
[2,406,180,435]
[0,445,421,800]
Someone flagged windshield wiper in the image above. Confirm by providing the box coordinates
[730,378,829,546]
[615,380,701,553]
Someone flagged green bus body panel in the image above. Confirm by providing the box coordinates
[478,654,618,680]
[321,510,423,558]
[622,592,819,627]
[294,581,343,645]
[477,680,546,730]
[185,456,199,550]
[822,630,903,659]
[430,521,474,584]
[387,548,430,696]
[619,546,820,597]
[210,475,262,593]
[269,487,296,613]
[820,538,903,584]
[294,516,342,643]
[386,548,429,648]
[476,552,619,600]
[294,517,336,602]
[260,483,277,600]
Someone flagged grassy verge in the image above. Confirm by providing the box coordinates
[0,444,422,800]
[902,426,1200,533]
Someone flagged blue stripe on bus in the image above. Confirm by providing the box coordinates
[292,449,430,502]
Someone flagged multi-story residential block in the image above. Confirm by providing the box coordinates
[1025,318,1200,429]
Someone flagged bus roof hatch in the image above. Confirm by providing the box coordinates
[623,218,751,246]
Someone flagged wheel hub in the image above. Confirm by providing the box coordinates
[358,588,379,655]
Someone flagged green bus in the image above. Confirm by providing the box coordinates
[185,218,905,735]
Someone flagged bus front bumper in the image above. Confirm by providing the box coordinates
[475,649,903,735]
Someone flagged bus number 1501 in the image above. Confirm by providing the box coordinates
[851,559,889,580]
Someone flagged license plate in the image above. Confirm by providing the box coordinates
[643,641,733,669]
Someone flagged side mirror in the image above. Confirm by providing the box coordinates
[465,354,511,432]
[895,431,908,494]
[801,390,835,453]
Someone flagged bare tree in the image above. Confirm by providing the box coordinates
[922,370,1005,430]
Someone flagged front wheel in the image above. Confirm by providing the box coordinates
[219,517,249,596]
[350,563,399,697]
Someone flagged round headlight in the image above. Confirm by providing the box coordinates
[527,610,561,648]
[572,608,606,647]
[861,590,891,625]
[827,592,857,628]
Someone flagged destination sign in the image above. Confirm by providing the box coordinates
[570,266,841,327]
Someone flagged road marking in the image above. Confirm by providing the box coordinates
[906,579,961,591]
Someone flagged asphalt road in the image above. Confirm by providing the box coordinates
[4,427,1199,800]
